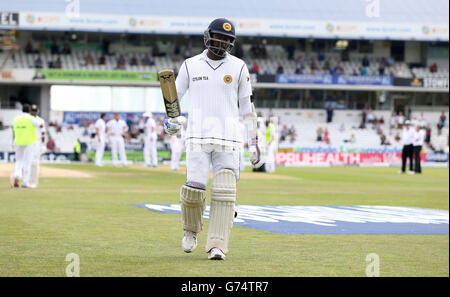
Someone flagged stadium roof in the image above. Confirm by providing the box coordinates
[1,0,448,40]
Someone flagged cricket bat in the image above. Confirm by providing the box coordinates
[158,69,181,118]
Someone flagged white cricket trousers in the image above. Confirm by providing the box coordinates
[144,138,157,166]
[170,142,182,170]
[110,137,127,166]
[14,144,34,185]
[95,140,105,166]
[265,142,275,173]
[29,142,41,186]
[186,143,240,187]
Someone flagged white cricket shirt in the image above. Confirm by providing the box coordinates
[401,127,415,146]
[106,119,127,138]
[145,117,157,140]
[176,49,253,147]
[95,118,106,140]
[413,129,425,146]
[33,115,45,146]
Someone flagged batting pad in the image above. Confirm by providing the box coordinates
[180,185,206,233]
[205,169,236,254]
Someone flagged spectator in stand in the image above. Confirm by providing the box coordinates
[316,126,323,142]
[417,112,426,128]
[397,112,405,129]
[25,42,34,54]
[360,66,369,76]
[116,55,126,70]
[389,111,397,131]
[286,44,295,60]
[98,54,106,65]
[326,105,334,123]
[359,108,367,129]
[362,56,370,67]
[130,54,138,66]
[425,123,432,147]
[289,125,297,142]
[378,61,386,75]
[50,41,59,55]
[386,56,395,67]
[431,129,447,153]
[343,133,356,143]
[280,125,289,142]
[84,53,94,66]
[295,56,303,72]
[380,133,391,145]
[251,62,260,74]
[34,56,43,69]
[276,65,284,74]
[323,128,330,145]
[311,60,319,72]
[141,53,154,66]
[429,63,438,73]
[264,68,272,75]
[260,41,268,59]
[323,60,331,72]
[318,52,326,62]
[47,138,56,152]
[335,61,344,75]
[438,111,447,130]
[173,44,181,60]
[367,107,375,125]
[341,49,350,62]
[61,43,72,55]
[54,56,62,69]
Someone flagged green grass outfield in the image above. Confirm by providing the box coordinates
[0,164,448,277]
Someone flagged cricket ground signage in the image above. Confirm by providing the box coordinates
[133,204,449,235]
[35,69,158,82]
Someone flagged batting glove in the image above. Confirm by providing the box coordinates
[249,137,265,169]
[164,116,186,136]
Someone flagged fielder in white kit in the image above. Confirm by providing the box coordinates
[94,113,107,167]
[106,113,128,167]
[143,112,158,167]
[170,125,185,171]
[29,105,46,188]
[163,18,264,260]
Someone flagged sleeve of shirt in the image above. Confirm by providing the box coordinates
[31,116,40,128]
[40,118,46,132]
[175,60,189,100]
[238,63,253,99]
[238,95,252,116]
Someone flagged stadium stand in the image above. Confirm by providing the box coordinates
[6,39,448,79]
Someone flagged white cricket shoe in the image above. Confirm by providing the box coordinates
[407,171,415,175]
[208,248,225,260]
[182,230,197,253]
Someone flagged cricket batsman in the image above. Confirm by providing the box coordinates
[163,18,264,260]
[29,104,46,188]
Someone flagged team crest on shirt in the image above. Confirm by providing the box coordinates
[223,22,232,31]
[224,75,232,84]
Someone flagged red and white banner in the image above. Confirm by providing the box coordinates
[274,152,427,166]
